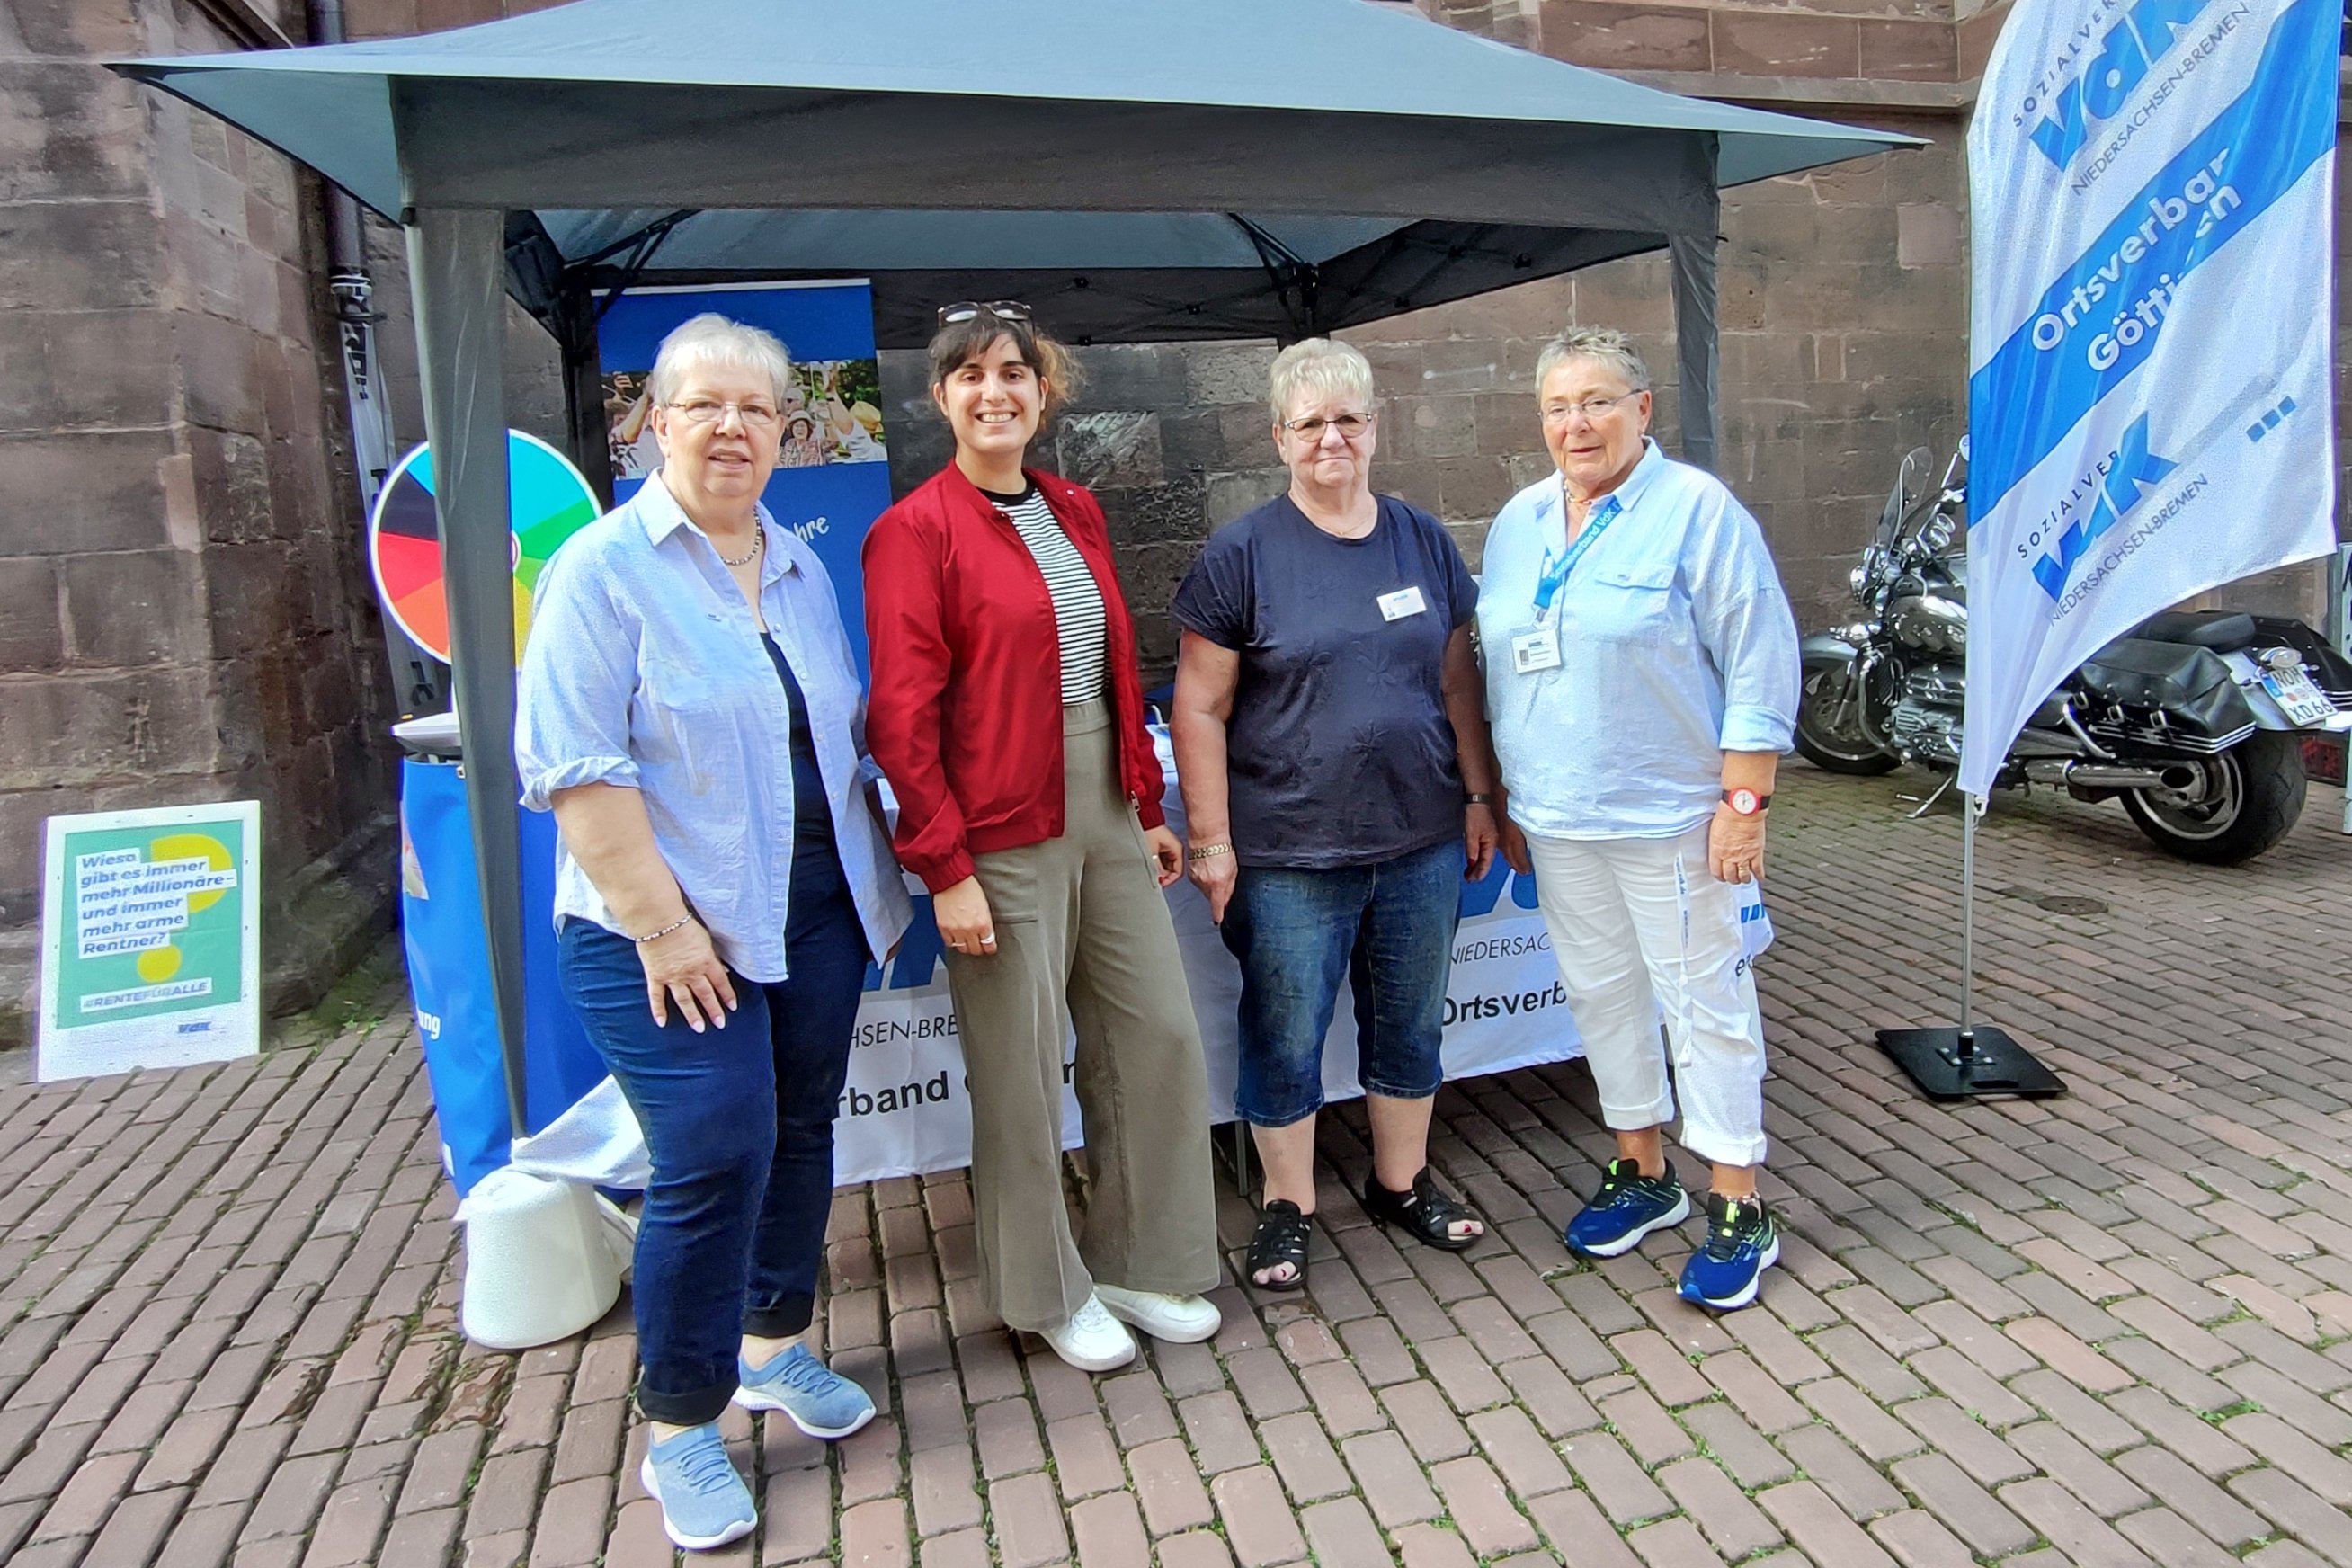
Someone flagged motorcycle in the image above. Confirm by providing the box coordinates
[1796,443,2352,864]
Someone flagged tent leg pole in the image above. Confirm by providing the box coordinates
[407,206,531,1138]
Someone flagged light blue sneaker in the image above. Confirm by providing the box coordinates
[639,1423,754,1551]
[732,1343,877,1439]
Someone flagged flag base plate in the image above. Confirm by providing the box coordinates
[1875,1027,2065,1100]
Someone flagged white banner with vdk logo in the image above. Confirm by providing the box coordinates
[825,735,1591,1187]
[1959,0,2338,797]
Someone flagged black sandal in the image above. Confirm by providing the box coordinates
[1247,1199,1313,1292]
[1363,1168,1481,1252]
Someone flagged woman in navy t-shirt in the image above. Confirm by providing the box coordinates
[1170,337,1501,1292]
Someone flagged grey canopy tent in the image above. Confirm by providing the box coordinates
[118,0,1913,1125]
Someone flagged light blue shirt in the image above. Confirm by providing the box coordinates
[516,472,913,982]
[1476,439,1799,840]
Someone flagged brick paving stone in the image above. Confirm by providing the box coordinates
[989,1471,1069,1568]
[1866,1508,1979,1568]
[1127,1437,1215,1536]
[841,1497,913,1568]
[1208,1466,1305,1567]
[1524,1488,1644,1568]
[974,1397,1046,1480]
[1295,1359,1385,1438]
[80,1483,183,1567]
[1047,1413,1127,1501]
[1610,1328,1713,1407]
[1174,1389,1259,1474]
[2113,1446,2268,1549]
[761,1460,833,1562]
[1298,1496,1386,1566]
[1430,1454,1539,1555]
[1393,1523,1479,1568]
[1626,1516,1727,1568]
[1680,1401,1796,1489]
[1378,1377,1473,1462]
[1810,1323,1929,1404]
[1341,1429,1444,1529]
[1758,1478,1898,1567]
[1998,1476,2157,1568]
[2110,1505,2244,1568]
[2219,1361,2352,1447]
[1101,1371,1178,1448]
[1559,1430,1672,1526]
[1777,1421,1907,1520]
[1153,1530,1236,1568]
[1656,1454,1782,1559]
[1890,1451,2037,1557]
[1070,1490,1149,1568]
[1251,1412,1349,1503]
[1893,1396,2035,1485]
[2010,1420,2152,1518]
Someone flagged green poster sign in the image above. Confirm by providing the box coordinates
[40,802,262,1080]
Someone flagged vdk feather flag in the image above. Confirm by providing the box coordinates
[1960,0,2339,797]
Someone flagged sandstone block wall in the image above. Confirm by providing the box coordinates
[1,0,400,1047]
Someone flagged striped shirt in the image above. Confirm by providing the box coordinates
[986,485,1108,703]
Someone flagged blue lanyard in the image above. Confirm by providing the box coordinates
[1533,493,1621,618]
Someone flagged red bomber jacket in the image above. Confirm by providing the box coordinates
[862,464,1166,894]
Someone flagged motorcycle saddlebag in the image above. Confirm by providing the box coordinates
[2076,637,2252,741]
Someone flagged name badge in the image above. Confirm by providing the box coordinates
[1510,624,1561,674]
[1377,586,1428,622]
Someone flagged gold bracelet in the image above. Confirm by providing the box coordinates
[1186,842,1234,862]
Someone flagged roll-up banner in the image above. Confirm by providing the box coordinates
[597,281,894,678]
[1960,0,2339,797]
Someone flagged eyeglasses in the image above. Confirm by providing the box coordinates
[666,399,782,431]
[1540,394,1639,425]
[936,299,1032,326]
[1281,412,1376,441]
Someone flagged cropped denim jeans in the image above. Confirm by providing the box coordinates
[1220,837,1463,1128]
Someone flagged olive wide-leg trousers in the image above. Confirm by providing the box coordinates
[943,699,1221,1332]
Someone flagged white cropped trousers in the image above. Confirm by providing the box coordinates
[1524,824,1768,1168]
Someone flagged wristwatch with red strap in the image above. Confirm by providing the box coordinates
[1722,788,1771,816]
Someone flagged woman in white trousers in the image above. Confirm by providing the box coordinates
[1478,326,1798,1313]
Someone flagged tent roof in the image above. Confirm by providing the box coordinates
[118,0,1917,343]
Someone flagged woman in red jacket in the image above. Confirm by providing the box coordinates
[863,302,1220,1372]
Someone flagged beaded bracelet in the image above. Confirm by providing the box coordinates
[632,913,696,944]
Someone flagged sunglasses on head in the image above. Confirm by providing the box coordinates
[936,299,1033,327]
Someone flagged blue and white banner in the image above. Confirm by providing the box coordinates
[598,281,894,679]
[1961,0,2338,796]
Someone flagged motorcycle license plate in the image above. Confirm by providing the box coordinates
[2260,664,2337,726]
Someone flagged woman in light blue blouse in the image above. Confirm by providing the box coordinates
[1478,326,1798,1314]
[517,315,912,1551]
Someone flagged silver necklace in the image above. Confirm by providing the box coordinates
[716,529,762,568]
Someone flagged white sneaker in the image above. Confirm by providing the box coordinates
[1038,1293,1138,1372]
[1094,1284,1222,1344]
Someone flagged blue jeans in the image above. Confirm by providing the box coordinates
[556,869,865,1426]
[1220,838,1463,1128]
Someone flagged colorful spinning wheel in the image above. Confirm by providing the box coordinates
[368,431,602,664]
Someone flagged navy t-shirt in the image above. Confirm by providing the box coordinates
[1172,494,1478,869]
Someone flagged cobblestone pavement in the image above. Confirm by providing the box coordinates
[5,764,2352,1567]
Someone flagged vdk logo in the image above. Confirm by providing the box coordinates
[2030,414,2178,601]
[2027,0,2218,169]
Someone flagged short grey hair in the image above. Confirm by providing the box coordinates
[647,313,795,408]
[1535,326,1653,396]
[1267,337,1375,423]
